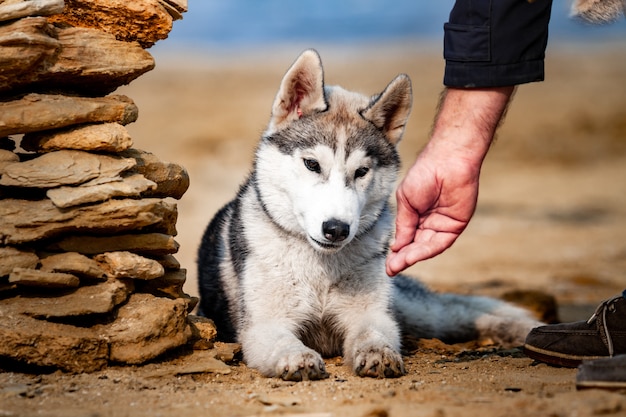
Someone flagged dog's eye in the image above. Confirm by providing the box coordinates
[354,167,369,179]
[303,158,321,173]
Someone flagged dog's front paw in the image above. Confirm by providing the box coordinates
[354,345,405,378]
[276,349,329,381]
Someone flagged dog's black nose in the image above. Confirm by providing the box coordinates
[322,219,350,242]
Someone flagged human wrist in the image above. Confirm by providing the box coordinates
[427,86,515,166]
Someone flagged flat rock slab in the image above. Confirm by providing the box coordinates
[213,342,243,363]
[0,0,65,21]
[136,268,186,299]
[155,254,180,269]
[157,0,186,20]
[21,123,133,153]
[44,26,155,94]
[122,149,189,199]
[0,198,177,245]
[0,305,109,372]
[0,18,58,93]
[49,0,175,48]
[6,277,133,318]
[0,289,190,371]
[103,293,191,364]
[45,233,180,256]
[40,252,107,280]
[8,268,80,288]
[0,94,138,137]
[47,173,156,208]
[0,149,19,163]
[95,251,164,280]
[0,149,19,175]
[188,315,217,350]
[1,150,98,187]
[142,350,231,378]
[0,17,154,95]
[0,247,39,277]
[161,0,187,13]
[0,150,136,188]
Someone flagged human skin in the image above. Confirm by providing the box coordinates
[386,86,515,276]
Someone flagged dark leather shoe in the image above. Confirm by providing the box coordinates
[577,354,626,390]
[523,290,626,367]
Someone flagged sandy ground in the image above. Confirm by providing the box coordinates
[2,40,626,416]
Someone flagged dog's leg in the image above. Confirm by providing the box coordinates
[240,322,329,381]
[392,275,543,346]
[471,301,545,346]
[340,308,405,378]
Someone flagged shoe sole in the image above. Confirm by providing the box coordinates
[577,380,626,391]
[523,344,606,368]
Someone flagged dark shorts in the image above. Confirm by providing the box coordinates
[443,0,553,88]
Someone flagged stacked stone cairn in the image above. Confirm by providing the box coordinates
[0,0,217,373]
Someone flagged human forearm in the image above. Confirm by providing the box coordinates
[426,86,515,169]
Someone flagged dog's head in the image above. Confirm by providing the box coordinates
[255,49,412,253]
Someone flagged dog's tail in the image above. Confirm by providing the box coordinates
[391,275,543,348]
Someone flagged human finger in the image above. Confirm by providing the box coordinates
[389,193,420,253]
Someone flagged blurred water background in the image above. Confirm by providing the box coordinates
[154,0,625,55]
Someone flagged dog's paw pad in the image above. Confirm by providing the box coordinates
[277,350,329,381]
[354,346,405,378]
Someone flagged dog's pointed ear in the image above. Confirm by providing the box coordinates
[361,74,412,145]
[269,49,327,131]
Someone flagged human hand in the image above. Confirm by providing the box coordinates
[385,144,480,276]
[385,86,514,276]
